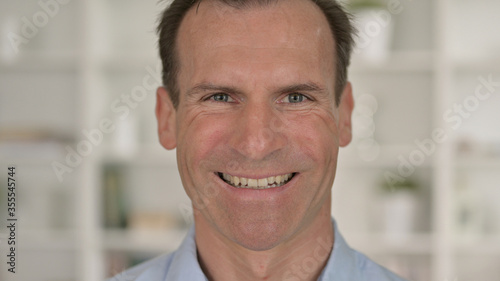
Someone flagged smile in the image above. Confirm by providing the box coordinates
[218,172,296,189]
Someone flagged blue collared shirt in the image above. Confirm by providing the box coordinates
[109,219,408,281]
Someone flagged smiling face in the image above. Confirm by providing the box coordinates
[156,0,354,251]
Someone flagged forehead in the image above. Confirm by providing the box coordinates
[180,0,333,48]
[177,0,335,88]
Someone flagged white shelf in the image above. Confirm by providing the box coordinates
[0,141,68,163]
[100,143,177,166]
[455,156,500,169]
[454,235,500,255]
[0,51,78,72]
[346,232,433,255]
[339,144,435,168]
[14,229,78,251]
[96,53,160,71]
[350,51,433,74]
[452,57,500,73]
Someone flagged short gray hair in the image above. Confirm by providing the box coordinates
[157,0,356,107]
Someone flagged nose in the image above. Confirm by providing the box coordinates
[229,101,287,161]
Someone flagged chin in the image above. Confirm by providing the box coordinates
[233,231,285,252]
[225,216,296,251]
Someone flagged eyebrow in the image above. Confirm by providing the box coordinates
[186,82,327,97]
[186,83,244,97]
[276,83,326,95]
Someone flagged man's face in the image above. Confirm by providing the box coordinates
[157,0,353,250]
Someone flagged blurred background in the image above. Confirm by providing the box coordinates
[0,0,499,280]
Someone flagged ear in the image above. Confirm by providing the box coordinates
[338,82,354,147]
[155,87,177,150]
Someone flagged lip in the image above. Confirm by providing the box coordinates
[212,171,298,199]
[218,172,295,188]
[218,171,295,180]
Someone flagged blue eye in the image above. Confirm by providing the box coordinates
[287,93,306,103]
[211,93,231,102]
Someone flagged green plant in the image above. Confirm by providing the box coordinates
[347,0,386,10]
[379,176,419,193]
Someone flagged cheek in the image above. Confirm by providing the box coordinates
[178,111,232,167]
[175,112,233,202]
[294,113,340,201]
[287,111,339,161]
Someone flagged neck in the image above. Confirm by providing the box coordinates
[194,200,334,281]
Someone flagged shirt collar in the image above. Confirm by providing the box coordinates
[166,218,357,281]
[318,218,361,280]
[164,226,207,281]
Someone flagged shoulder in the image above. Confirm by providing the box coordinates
[353,250,408,281]
[106,252,175,281]
[323,219,409,281]
[107,226,206,281]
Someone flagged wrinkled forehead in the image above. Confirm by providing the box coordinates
[177,0,335,67]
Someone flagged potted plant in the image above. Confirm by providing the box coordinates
[378,176,420,241]
[348,0,386,10]
[346,0,394,62]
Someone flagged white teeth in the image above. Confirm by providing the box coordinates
[276,175,282,184]
[221,173,294,189]
[248,179,258,188]
[258,178,268,187]
[268,176,275,184]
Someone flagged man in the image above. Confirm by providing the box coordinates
[110,0,407,280]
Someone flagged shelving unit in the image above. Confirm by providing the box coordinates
[335,0,500,280]
[1,0,499,280]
